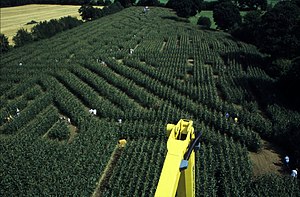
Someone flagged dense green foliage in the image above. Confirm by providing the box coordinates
[257,1,300,59]
[8,16,82,48]
[0,0,101,7]
[116,0,132,7]
[0,7,299,196]
[137,0,161,6]
[166,0,201,17]
[231,10,262,44]
[13,28,33,47]
[197,16,211,28]
[48,120,70,141]
[79,2,124,20]
[0,34,10,53]
[278,58,300,111]
[238,0,267,10]
[32,16,83,40]
[233,1,300,59]
[231,1,300,111]
[213,1,242,30]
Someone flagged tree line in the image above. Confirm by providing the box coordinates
[0,16,82,51]
[0,2,124,52]
[0,0,112,7]
[78,1,123,20]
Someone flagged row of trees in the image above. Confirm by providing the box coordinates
[12,16,82,48]
[1,2,124,52]
[0,34,10,53]
[0,16,82,53]
[78,1,124,20]
[0,0,113,7]
[166,0,269,18]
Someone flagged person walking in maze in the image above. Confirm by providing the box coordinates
[129,48,134,54]
[291,169,298,178]
[225,112,229,119]
[284,156,290,168]
[143,6,149,14]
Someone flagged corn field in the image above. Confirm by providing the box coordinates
[0,7,299,196]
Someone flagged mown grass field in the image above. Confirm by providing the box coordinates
[1,6,299,197]
[0,4,86,43]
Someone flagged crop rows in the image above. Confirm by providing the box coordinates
[1,6,299,197]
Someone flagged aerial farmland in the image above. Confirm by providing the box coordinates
[0,1,299,196]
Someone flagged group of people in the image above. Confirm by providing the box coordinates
[5,108,20,122]
[225,112,238,123]
[96,58,106,65]
[59,116,71,124]
[284,156,298,178]
[89,109,97,116]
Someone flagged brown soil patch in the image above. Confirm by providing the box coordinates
[67,124,78,143]
[249,140,286,177]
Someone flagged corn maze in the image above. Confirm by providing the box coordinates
[1,7,299,196]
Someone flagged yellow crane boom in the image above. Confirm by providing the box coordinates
[155,119,201,197]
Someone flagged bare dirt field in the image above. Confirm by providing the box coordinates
[0,4,86,43]
[249,139,287,177]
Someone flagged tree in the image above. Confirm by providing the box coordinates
[31,19,65,40]
[292,0,300,7]
[238,0,267,10]
[278,57,300,111]
[256,1,300,59]
[213,1,241,30]
[116,0,132,7]
[197,16,211,28]
[59,16,83,30]
[78,5,100,21]
[194,0,203,12]
[13,28,33,47]
[0,33,9,53]
[166,0,201,18]
[231,10,262,43]
[104,0,112,5]
[130,0,136,5]
[137,0,160,6]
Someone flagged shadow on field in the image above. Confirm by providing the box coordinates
[220,51,270,71]
[219,51,280,110]
[223,51,300,111]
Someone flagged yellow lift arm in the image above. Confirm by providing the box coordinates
[155,119,201,197]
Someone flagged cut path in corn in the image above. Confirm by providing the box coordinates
[92,145,124,197]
